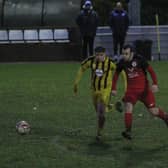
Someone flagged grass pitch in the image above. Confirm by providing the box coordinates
[0,61,168,168]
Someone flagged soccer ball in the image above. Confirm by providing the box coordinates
[16,120,31,135]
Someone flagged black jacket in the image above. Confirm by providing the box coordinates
[76,9,99,37]
[109,9,129,34]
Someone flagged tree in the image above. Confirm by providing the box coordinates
[141,0,168,25]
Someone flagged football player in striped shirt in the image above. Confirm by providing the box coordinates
[74,46,126,140]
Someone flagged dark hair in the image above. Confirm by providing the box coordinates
[94,46,106,53]
[123,44,135,52]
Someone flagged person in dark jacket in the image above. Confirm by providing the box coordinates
[76,1,99,59]
[109,2,129,61]
[80,0,92,9]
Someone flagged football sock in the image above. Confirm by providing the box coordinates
[97,128,103,136]
[98,116,105,129]
[97,103,106,136]
[97,116,105,135]
[125,112,132,132]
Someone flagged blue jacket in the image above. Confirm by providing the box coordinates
[109,9,129,34]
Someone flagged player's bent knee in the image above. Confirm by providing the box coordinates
[125,102,133,112]
[148,107,159,115]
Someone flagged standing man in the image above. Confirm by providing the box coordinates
[76,1,99,60]
[74,46,126,141]
[80,0,92,9]
[112,44,168,140]
[109,2,129,61]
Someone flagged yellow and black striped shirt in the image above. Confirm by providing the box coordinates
[74,56,117,91]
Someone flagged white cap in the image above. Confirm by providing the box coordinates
[85,1,92,6]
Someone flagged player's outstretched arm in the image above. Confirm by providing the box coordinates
[147,65,158,93]
[73,67,85,95]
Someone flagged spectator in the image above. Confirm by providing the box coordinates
[76,1,99,60]
[80,0,92,9]
[109,1,129,61]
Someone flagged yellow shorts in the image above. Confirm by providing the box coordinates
[92,88,111,107]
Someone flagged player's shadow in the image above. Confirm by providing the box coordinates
[87,137,167,168]
[54,127,168,167]
[120,144,167,168]
[87,136,124,156]
[87,140,112,156]
[88,140,111,148]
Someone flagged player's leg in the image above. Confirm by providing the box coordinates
[96,100,106,140]
[104,88,113,112]
[88,36,94,56]
[92,91,106,140]
[142,88,168,126]
[105,92,123,113]
[122,102,133,140]
[148,107,168,126]
[122,91,138,140]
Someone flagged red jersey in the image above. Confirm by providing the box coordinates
[112,55,157,91]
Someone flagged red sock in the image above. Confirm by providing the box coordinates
[125,112,132,131]
[157,108,168,120]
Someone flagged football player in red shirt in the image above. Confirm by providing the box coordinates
[112,44,168,140]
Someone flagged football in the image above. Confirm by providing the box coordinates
[16,120,31,135]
